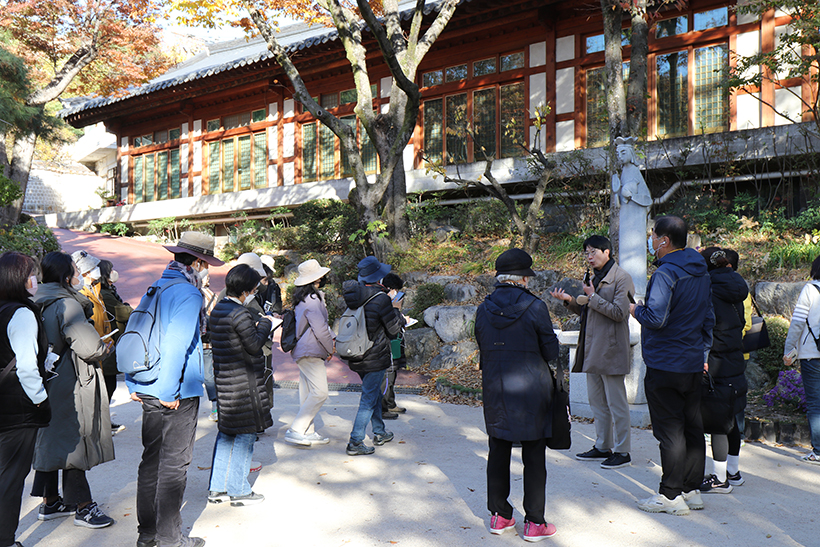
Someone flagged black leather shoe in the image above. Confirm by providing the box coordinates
[136,534,157,547]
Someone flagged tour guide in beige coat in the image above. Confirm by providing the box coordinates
[550,235,634,469]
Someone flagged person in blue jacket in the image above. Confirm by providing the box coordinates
[630,216,714,516]
[475,248,559,542]
[126,231,224,547]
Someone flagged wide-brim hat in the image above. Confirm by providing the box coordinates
[495,248,535,277]
[236,252,266,277]
[357,255,392,283]
[294,259,331,286]
[164,231,224,266]
[260,255,276,272]
[71,250,100,275]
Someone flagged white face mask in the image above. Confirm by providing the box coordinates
[109,270,119,283]
[199,268,209,283]
[27,275,38,296]
[243,293,256,306]
[88,267,101,280]
[71,275,84,291]
[648,235,656,256]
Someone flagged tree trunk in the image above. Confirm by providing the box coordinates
[600,0,625,256]
[626,0,648,137]
[383,154,410,250]
[1,131,37,224]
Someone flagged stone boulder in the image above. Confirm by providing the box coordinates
[423,305,477,343]
[404,327,441,368]
[444,283,478,302]
[429,340,479,370]
[402,271,429,286]
[755,281,806,319]
[428,275,460,286]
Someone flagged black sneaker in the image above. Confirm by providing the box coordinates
[230,492,265,507]
[136,533,157,547]
[727,471,744,486]
[575,446,612,461]
[600,453,632,469]
[74,502,114,528]
[382,411,399,420]
[346,442,375,456]
[38,497,76,520]
[373,432,394,446]
[207,491,230,504]
[700,474,733,494]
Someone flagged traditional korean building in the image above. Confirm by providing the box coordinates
[56,0,816,231]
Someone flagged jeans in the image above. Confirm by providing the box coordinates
[209,432,256,497]
[349,369,387,444]
[487,436,547,525]
[137,396,199,547]
[0,428,36,547]
[203,348,217,402]
[800,359,820,455]
[644,367,705,500]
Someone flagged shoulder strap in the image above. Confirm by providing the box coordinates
[806,284,820,342]
[0,302,20,387]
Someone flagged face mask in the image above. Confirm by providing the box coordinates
[88,267,101,280]
[71,275,84,291]
[27,275,38,296]
[318,277,327,289]
[109,270,119,283]
[199,268,209,282]
[648,236,656,256]
[243,293,256,306]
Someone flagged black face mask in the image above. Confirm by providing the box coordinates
[318,277,328,289]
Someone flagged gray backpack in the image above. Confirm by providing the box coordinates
[335,293,379,359]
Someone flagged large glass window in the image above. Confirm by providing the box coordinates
[207,133,267,192]
[655,16,688,38]
[423,82,525,165]
[694,7,728,31]
[303,119,376,182]
[133,149,181,202]
[585,63,636,148]
[656,49,689,138]
[694,44,728,134]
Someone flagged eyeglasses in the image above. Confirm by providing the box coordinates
[583,249,599,258]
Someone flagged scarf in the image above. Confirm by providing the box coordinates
[167,260,207,335]
[592,258,615,289]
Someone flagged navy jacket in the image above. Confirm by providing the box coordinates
[634,248,715,373]
[475,283,559,441]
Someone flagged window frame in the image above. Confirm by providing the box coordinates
[205,131,268,194]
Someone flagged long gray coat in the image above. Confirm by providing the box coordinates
[565,262,634,376]
[32,283,114,471]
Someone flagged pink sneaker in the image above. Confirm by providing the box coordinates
[523,521,557,542]
[489,513,515,534]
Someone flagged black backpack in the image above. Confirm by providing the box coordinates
[279,309,299,352]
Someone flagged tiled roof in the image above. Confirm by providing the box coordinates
[61,0,466,118]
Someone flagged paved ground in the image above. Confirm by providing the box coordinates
[29,229,818,547]
[13,385,820,547]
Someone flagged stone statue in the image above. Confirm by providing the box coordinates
[611,136,651,297]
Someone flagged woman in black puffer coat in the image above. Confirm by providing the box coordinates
[700,247,749,494]
[207,264,272,506]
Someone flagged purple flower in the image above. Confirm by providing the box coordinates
[764,370,807,413]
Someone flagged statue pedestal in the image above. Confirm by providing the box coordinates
[557,318,651,428]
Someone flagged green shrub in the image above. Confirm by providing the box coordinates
[407,198,451,238]
[291,199,358,252]
[99,222,129,237]
[0,173,23,207]
[756,315,790,382]
[766,241,820,270]
[0,221,60,261]
[410,283,445,321]
[452,200,511,237]
[147,217,193,241]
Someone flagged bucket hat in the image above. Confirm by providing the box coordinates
[71,250,100,275]
[294,259,331,287]
[357,256,392,283]
[236,253,266,277]
[163,231,225,266]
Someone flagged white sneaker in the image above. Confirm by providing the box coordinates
[637,493,690,516]
[284,429,311,446]
[208,409,218,422]
[306,432,330,445]
[682,489,704,510]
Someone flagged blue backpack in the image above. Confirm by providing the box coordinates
[116,279,185,383]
